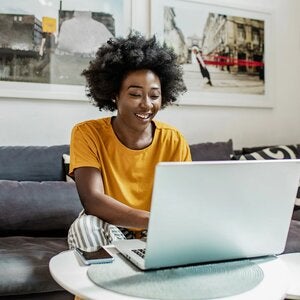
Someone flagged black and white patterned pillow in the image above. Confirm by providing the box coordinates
[62,154,75,183]
[238,145,300,210]
[238,145,299,160]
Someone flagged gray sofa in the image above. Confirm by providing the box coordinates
[0,141,299,299]
[0,145,82,299]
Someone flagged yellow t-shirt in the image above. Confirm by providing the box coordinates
[70,117,191,211]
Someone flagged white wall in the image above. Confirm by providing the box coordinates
[0,0,299,149]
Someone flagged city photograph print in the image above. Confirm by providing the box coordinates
[0,0,131,100]
[151,0,274,108]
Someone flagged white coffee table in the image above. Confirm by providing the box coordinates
[279,253,300,300]
[49,247,289,300]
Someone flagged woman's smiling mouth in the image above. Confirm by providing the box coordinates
[135,113,152,120]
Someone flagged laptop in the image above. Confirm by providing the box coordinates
[113,159,300,270]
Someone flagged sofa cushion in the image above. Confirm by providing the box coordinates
[189,139,234,161]
[0,145,69,181]
[0,180,82,235]
[0,236,68,296]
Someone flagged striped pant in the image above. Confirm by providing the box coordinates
[68,210,147,251]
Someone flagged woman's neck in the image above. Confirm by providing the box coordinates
[111,117,155,150]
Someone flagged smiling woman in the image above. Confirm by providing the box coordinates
[67,32,191,255]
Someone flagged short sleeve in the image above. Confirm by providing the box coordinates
[178,133,192,162]
[69,124,101,175]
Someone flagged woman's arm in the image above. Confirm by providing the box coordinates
[74,167,149,229]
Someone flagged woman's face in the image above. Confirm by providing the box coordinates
[115,69,162,129]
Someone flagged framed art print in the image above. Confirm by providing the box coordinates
[151,0,274,108]
[0,0,131,101]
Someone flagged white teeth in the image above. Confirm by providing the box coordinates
[136,113,150,119]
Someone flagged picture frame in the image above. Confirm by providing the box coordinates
[0,0,132,101]
[151,0,274,108]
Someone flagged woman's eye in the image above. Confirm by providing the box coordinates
[151,95,160,100]
[129,93,141,97]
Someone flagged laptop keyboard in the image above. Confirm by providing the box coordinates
[132,248,146,258]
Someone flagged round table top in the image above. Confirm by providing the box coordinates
[49,248,289,300]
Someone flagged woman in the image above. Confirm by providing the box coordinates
[68,33,191,251]
[192,46,213,86]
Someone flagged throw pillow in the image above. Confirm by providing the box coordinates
[62,154,75,183]
[189,139,234,161]
[237,145,300,212]
[0,145,69,181]
[238,145,300,160]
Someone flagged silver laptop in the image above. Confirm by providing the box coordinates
[113,160,300,270]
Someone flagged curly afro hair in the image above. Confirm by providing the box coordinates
[82,32,187,111]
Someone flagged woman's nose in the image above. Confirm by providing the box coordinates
[140,95,152,109]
